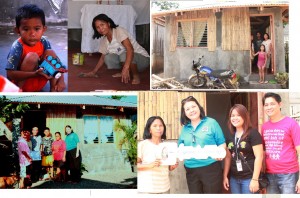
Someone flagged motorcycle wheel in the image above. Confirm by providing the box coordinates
[188,76,206,88]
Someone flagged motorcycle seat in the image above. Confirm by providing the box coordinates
[211,70,234,79]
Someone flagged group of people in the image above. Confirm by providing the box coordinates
[3,4,149,92]
[17,125,82,188]
[251,31,273,84]
[137,92,300,194]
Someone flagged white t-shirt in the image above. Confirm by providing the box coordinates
[137,139,170,193]
[99,27,149,57]
[262,39,272,54]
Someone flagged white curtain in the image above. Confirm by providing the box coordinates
[193,21,207,47]
[100,116,113,143]
[181,21,192,47]
[83,116,98,144]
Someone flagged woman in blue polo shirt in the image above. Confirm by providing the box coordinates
[65,125,82,183]
[178,96,226,194]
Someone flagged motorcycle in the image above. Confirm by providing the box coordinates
[188,56,239,89]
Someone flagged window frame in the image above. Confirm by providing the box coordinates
[176,19,208,48]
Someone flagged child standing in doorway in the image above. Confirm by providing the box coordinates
[253,44,267,84]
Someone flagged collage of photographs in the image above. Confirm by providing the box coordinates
[0,0,299,197]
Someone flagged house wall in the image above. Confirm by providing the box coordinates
[151,22,164,74]
[163,7,285,81]
[44,105,135,174]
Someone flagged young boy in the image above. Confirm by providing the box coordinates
[5,4,66,92]
[18,130,32,189]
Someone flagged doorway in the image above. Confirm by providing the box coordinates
[250,15,274,74]
[22,110,46,136]
[206,92,259,139]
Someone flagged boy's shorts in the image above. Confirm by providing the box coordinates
[42,155,54,167]
[20,165,27,178]
[21,76,48,92]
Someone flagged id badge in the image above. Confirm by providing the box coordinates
[236,160,243,171]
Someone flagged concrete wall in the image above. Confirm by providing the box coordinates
[163,7,285,81]
[80,143,132,175]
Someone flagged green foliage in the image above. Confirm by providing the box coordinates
[80,163,88,175]
[115,121,137,165]
[111,96,125,100]
[0,96,30,123]
[275,72,289,84]
[153,1,179,11]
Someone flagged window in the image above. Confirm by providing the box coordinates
[83,116,99,144]
[177,20,208,47]
[83,115,114,144]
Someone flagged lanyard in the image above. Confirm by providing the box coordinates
[234,133,242,160]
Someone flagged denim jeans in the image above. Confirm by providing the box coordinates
[230,176,252,194]
[266,172,299,194]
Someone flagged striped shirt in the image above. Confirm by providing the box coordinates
[138,139,170,193]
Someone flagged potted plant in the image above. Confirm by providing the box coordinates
[114,121,137,172]
[274,72,289,89]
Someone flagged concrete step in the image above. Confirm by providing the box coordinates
[247,81,283,89]
[248,74,275,81]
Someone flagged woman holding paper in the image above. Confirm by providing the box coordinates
[178,96,226,194]
[137,116,178,194]
[223,104,263,194]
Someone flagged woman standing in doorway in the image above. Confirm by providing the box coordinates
[262,33,273,73]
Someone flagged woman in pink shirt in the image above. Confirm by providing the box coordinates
[52,132,66,182]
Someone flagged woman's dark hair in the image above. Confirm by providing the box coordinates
[55,132,61,137]
[264,33,270,40]
[259,44,266,52]
[15,4,45,28]
[227,104,252,140]
[262,92,282,105]
[65,125,73,135]
[180,96,206,125]
[92,14,118,39]
[143,116,166,140]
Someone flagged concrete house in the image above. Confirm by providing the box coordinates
[152,2,289,85]
[2,95,137,174]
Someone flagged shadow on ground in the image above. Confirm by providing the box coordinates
[31,177,137,189]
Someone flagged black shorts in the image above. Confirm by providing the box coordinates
[53,160,65,168]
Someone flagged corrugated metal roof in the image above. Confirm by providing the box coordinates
[152,0,288,16]
[4,95,137,108]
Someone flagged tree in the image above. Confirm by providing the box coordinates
[152,1,179,11]
[0,96,30,123]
